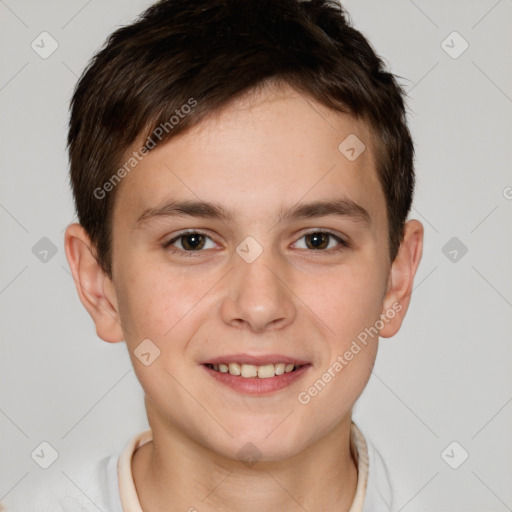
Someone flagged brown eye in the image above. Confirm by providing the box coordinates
[179,233,206,250]
[163,231,216,253]
[296,231,348,251]
[305,232,330,250]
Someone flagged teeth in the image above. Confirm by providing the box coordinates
[210,362,299,378]
[228,363,241,376]
[241,364,258,378]
[274,363,285,375]
[257,364,275,378]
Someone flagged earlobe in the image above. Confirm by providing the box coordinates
[379,219,424,338]
[64,223,124,343]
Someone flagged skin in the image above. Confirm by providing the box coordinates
[65,82,423,511]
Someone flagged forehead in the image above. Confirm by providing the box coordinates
[113,84,386,231]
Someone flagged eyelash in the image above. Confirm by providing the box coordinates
[162,229,350,257]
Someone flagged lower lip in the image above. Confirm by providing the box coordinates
[202,364,311,395]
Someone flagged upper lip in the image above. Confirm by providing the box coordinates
[202,354,310,366]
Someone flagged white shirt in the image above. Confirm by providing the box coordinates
[1,422,395,511]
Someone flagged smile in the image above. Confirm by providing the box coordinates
[205,362,300,379]
[202,362,311,395]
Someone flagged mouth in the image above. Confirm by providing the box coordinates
[204,362,305,379]
[201,355,312,395]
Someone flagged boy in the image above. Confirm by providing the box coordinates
[4,0,423,510]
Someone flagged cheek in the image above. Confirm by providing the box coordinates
[296,262,385,344]
[115,262,171,341]
[116,262,213,344]
[295,267,382,423]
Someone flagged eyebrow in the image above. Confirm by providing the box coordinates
[135,197,372,227]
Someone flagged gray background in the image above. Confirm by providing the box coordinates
[1,0,511,510]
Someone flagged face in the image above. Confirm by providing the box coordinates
[108,84,394,460]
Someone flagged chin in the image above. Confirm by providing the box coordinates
[207,430,306,465]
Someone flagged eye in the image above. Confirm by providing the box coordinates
[163,231,217,255]
[294,231,349,252]
[162,229,349,257]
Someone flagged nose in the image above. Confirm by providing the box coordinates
[220,249,296,333]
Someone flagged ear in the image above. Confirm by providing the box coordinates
[64,223,124,343]
[379,219,424,338]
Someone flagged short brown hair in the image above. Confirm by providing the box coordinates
[68,0,415,277]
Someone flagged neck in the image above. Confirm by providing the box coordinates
[132,411,358,512]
